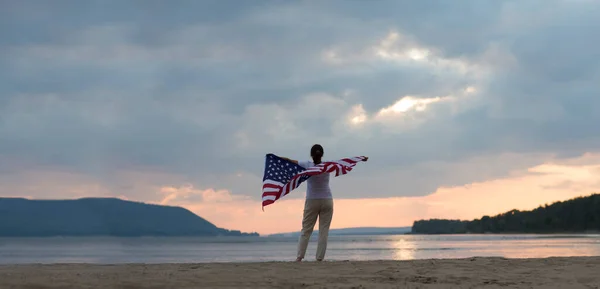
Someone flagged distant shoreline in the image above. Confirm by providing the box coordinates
[2,231,600,238]
[411,194,600,235]
[267,226,411,237]
[0,197,259,237]
[405,231,600,235]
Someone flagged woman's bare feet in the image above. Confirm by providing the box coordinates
[295,257,302,262]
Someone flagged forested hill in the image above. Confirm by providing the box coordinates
[0,197,259,237]
[411,194,600,234]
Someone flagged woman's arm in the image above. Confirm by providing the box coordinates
[279,156,298,164]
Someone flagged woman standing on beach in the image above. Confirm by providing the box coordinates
[281,144,367,262]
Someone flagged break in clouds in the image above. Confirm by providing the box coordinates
[1,0,599,202]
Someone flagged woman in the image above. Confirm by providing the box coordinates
[280,144,367,262]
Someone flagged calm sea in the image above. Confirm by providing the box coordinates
[1,234,599,264]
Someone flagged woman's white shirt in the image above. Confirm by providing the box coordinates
[298,160,332,199]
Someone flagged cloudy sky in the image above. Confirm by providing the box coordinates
[2,0,600,235]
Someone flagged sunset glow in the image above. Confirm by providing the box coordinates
[2,0,599,241]
[153,154,600,235]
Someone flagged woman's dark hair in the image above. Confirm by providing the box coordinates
[310,144,324,164]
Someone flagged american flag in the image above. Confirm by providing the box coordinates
[261,153,368,209]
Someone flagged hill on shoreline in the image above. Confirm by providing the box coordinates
[412,193,600,234]
[0,197,259,237]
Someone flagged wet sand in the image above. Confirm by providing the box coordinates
[1,256,599,288]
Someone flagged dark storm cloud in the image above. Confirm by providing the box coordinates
[1,0,599,200]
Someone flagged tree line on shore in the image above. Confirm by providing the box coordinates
[411,193,600,234]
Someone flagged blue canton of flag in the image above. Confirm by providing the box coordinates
[261,154,310,207]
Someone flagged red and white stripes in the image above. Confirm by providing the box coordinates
[261,156,367,209]
[301,156,368,177]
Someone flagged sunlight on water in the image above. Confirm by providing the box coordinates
[0,234,598,264]
[393,238,416,260]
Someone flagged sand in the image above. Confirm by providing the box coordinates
[0,257,598,289]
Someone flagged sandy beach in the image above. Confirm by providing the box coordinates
[0,256,598,289]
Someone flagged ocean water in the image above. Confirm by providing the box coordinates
[0,234,599,264]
